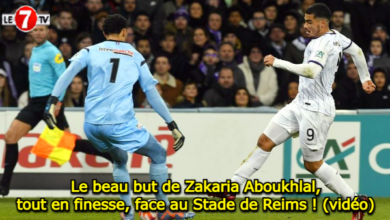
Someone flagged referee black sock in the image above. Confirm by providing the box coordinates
[1,143,19,188]
[74,139,113,163]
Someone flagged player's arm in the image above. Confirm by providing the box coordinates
[264,57,323,79]
[44,49,89,129]
[138,59,185,151]
[265,38,332,79]
[344,42,375,94]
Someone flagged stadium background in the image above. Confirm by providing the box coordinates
[0,0,390,219]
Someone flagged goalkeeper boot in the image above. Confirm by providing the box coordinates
[0,184,9,197]
[157,208,195,220]
[207,191,236,200]
[351,195,368,220]
[120,212,134,220]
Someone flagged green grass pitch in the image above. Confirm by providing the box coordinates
[0,197,388,220]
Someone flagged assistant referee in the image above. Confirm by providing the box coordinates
[0,25,112,196]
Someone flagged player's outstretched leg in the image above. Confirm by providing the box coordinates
[108,148,134,220]
[306,160,365,219]
[209,133,277,200]
[73,139,113,162]
[307,160,356,199]
[134,133,195,219]
[1,120,31,196]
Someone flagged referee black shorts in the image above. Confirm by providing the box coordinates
[15,95,69,130]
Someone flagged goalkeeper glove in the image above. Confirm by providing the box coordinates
[44,96,59,129]
[167,121,185,152]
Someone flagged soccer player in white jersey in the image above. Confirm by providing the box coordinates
[209,4,375,220]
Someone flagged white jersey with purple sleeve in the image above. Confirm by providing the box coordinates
[296,30,352,116]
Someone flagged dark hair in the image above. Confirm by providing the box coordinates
[64,75,86,108]
[262,0,278,10]
[59,8,73,16]
[371,37,383,44]
[76,32,91,45]
[370,38,384,55]
[189,1,205,17]
[306,3,331,20]
[252,10,265,17]
[136,37,150,44]
[103,14,127,35]
[347,59,355,66]
[160,31,176,42]
[372,68,387,87]
[0,72,12,107]
[234,87,252,107]
[228,6,243,17]
[373,67,387,75]
[155,55,170,65]
[219,67,233,76]
[183,80,197,90]
[208,11,222,19]
[135,11,150,20]
[246,44,263,56]
[332,9,344,16]
[194,27,210,40]
[219,41,235,51]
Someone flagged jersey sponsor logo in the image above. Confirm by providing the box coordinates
[54,53,64,64]
[99,47,134,57]
[33,63,41,72]
[315,50,325,59]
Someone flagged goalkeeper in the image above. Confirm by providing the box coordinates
[44,14,194,220]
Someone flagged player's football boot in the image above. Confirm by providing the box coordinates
[0,184,9,197]
[207,191,236,200]
[157,209,195,220]
[351,195,368,220]
[120,212,134,220]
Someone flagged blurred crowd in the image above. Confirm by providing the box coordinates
[1,0,390,109]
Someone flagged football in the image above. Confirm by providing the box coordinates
[139,199,158,220]
[139,210,157,220]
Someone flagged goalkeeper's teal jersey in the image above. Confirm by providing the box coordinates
[69,40,157,124]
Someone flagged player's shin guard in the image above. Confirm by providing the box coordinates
[150,163,169,206]
[314,162,355,199]
[232,147,270,185]
[113,163,134,219]
[1,144,19,190]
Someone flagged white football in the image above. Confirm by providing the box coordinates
[139,199,158,220]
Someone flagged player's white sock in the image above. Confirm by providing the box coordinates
[231,147,270,185]
[314,162,356,199]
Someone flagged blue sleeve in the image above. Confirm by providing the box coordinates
[69,48,89,66]
[51,61,86,99]
[49,50,67,100]
[138,58,158,92]
[145,87,173,123]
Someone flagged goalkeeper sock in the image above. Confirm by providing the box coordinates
[112,163,134,217]
[150,163,169,206]
[314,162,356,199]
[1,143,19,188]
[231,147,270,185]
